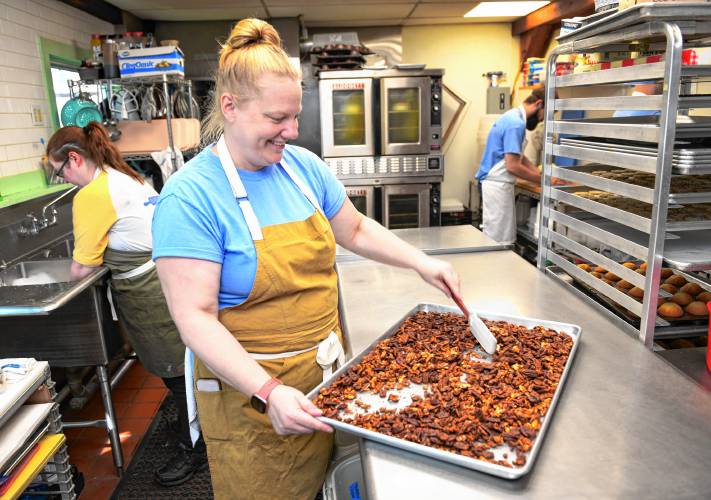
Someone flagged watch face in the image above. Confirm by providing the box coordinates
[250,394,268,414]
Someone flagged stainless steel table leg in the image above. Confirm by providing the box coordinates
[97,364,124,476]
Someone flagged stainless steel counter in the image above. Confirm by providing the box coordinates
[336,251,711,499]
[336,225,509,262]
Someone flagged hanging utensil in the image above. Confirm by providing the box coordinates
[140,84,157,122]
[445,283,498,355]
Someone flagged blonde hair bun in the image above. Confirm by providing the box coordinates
[205,18,300,144]
[225,18,281,54]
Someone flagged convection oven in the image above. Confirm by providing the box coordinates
[382,183,440,229]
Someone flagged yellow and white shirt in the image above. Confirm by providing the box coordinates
[72,168,158,266]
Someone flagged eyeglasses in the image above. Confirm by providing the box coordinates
[55,157,69,179]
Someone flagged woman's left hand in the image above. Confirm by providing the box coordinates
[415,255,462,300]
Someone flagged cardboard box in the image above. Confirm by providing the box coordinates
[114,118,200,154]
[118,46,184,78]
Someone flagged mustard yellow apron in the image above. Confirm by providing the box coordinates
[193,137,343,500]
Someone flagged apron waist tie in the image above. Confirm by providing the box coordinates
[106,259,157,321]
[185,331,345,446]
[112,259,156,280]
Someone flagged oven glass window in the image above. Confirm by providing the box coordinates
[349,194,367,215]
[387,87,420,144]
[387,194,420,229]
[332,90,365,146]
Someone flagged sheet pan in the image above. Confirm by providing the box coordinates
[307,303,582,480]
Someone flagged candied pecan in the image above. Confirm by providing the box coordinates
[314,311,572,468]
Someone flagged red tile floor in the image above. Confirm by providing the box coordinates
[61,362,167,499]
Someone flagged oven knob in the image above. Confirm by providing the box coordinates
[433,93,440,100]
[433,105,440,112]
[431,196,439,204]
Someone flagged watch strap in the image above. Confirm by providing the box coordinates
[255,377,283,403]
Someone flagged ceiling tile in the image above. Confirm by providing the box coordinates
[268,4,412,22]
[402,15,518,24]
[308,18,406,27]
[132,7,268,21]
[410,3,473,17]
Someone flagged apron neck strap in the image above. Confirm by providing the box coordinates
[217,135,263,241]
[278,160,323,216]
[216,135,326,243]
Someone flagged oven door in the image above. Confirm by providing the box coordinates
[380,76,431,156]
[319,78,375,158]
[382,184,430,229]
[345,186,375,219]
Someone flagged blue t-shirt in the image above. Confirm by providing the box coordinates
[476,107,525,181]
[152,144,347,310]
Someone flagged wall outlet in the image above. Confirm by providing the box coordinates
[31,104,45,126]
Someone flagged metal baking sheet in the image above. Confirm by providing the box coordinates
[562,212,711,272]
[553,185,711,232]
[559,137,711,163]
[560,262,711,327]
[553,115,711,143]
[552,163,711,204]
[307,303,582,480]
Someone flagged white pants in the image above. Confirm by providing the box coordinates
[481,179,516,245]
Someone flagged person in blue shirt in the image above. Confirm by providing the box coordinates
[151,18,464,500]
[475,88,547,244]
[613,82,662,118]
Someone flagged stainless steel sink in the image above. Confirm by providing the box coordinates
[0,236,107,315]
[1,259,74,286]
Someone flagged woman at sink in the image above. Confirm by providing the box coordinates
[45,123,207,486]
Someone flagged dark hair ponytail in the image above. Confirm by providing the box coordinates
[46,123,144,184]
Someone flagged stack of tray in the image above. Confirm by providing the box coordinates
[558,137,711,174]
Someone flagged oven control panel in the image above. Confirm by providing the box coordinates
[430,182,441,226]
[430,77,443,152]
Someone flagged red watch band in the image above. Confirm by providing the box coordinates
[255,377,283,403]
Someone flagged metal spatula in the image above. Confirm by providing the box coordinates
[446,285,498,355]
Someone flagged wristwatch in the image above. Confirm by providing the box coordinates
[250,377,283,413]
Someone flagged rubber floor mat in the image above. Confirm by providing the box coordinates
[110,396,213,499]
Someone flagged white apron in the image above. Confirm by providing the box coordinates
[481,106,528,245]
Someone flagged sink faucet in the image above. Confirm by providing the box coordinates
[18,186,78,237]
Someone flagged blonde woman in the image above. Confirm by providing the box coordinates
[152,19,462,499]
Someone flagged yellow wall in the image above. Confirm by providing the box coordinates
[402,24,520,206]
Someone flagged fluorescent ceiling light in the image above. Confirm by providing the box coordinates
[465,1,550,17]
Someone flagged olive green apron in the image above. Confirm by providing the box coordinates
[192,136,343,500]
[103,247,184,378]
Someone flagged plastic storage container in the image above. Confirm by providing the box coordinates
[323,454,367,500]
[332,430,359,461]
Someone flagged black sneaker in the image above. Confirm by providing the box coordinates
[154,442,208,487]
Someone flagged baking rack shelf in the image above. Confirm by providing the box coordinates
[539,3,711,347]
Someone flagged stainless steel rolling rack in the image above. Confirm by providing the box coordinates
[537,3,711,347]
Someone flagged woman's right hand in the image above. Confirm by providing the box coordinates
[266,385,333,435]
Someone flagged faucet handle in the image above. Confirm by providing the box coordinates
[44,207,58,227]
[18,213,40,237]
